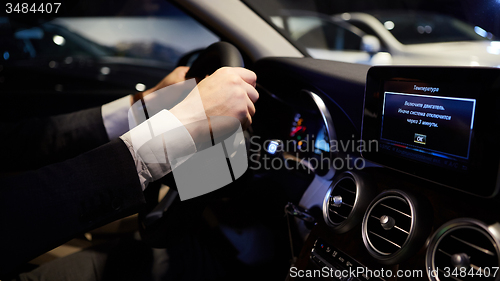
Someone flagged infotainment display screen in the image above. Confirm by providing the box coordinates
[362,67,500,197]
[380,81,476,170]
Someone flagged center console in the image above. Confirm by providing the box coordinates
[289,66,500,281]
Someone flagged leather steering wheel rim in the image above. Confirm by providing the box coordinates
[185,41,244,80]
[139,41,245,247]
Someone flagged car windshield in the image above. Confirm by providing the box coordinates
[243,0,500,66]
[373,13,489,45]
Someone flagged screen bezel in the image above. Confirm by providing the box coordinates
[361,66,500,197]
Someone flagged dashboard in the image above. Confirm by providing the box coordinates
[252,57,500,281]
[256,87,336,177]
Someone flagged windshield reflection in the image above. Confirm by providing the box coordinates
[244,0,500,67]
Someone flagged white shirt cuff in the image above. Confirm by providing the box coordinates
[120,109,197,190]
[102,95,132,140]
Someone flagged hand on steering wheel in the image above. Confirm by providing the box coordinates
[138,42,258,247]
[171,42,258,138]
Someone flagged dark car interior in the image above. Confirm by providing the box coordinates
[2,0,500,280]
[251,57,500,280]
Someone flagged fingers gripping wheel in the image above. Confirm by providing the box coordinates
[185,41,244,80]
[140,42,247,247]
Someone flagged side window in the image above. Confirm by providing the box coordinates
[341,27,362,51]
[2,2,219,68]
[294,19,361,51]
[6,25,111,61]
[0,1,219,119]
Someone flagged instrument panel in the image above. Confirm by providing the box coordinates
[253,58,500,281]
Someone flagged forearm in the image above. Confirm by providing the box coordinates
[0,107,110,171]
[0,139,145,277]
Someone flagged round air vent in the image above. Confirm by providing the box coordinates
[426,218,500,281]
[362,189,432,264]
[323,171,373,234]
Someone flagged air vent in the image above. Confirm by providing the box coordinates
[362,190,431,264]
[426,219,500,281]
[326,176,356,224]
[323,171,373,234]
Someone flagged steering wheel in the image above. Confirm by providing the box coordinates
[186,41,244,79]
[138,42,245,247]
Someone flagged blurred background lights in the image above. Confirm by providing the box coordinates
[491,41,500,48]
[52,35,65,46]
[470,56,480,66]
[487,42,500,55]
[135,83,146,91]
[267,141,278,154]
[100,67,111,75]
[474,26,488,37]
[384,21,395,30]
[341,13,351,20]
[3,51,9,60]
[474,26,494,39]
[417,26,432,34]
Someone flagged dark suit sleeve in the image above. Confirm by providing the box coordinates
[0,139,145,277]
[0,107,110,171]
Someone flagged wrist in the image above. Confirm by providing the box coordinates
[120,109,197,181]
[170,105,201,140]
[170,105,212,150]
